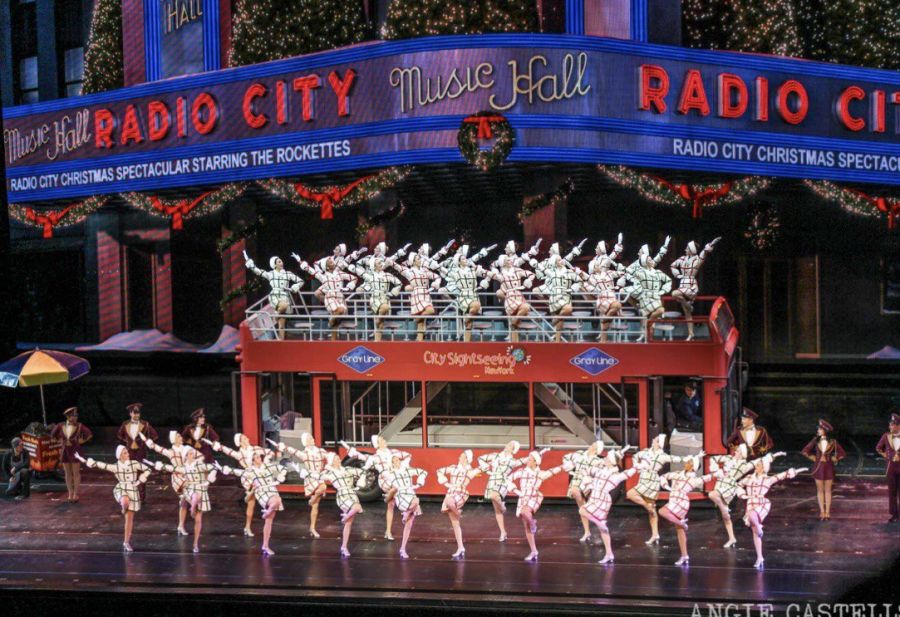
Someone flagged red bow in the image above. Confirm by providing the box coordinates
[654,178,734,219]
[463,115,506,140]
[852,190,900,230]
[294,176,372,220]
[149,191,213,230]
[25,204,76,238]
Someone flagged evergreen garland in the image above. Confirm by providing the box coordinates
[82,0,124,94]
[218,216,266,254]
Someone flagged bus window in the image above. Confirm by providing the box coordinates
[425,382,529,449]
[533,382,637,450]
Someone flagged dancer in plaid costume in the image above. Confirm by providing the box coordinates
[313,243,366,275]
[708,445,784,548]
[630,254,672,322]
[49,407,92,503]
[381,455,428,559]
[273,432,329,538]
[319,453,365,558]
[484,256,535,342]
[441,253,488,341]
[506,450,564,561]
[152,446,218,553]
[623,238,669,307]
[578,449,639,564]
[625,433,693,545]
[220,450,286,556]
[436,449,482,559]
[348,258,402,341]
[296,255,357,339]
[244,253,304,340]
[562,441,606,542]
[670,237,720,340]
[207,433,273,538]
[141,430,189,536]
[78,446,151,553]
[659,455,714,566]
[585,242,625,342]
[393,254,441,340]
[537,255,589,341]
[357,241,410,270]
[478,440,529,542]
[345,435,412,540]
[737,457,807,569]
[588,234,624,276]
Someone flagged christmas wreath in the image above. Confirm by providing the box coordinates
[457,112,514,171]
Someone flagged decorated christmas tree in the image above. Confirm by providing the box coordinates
[230,0,367,67]
[382,0,535,39]
[82,0,124,94]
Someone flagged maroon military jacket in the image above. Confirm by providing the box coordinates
[117,420,158,458]
[49,421,93,463]
[725,424,774,460]
[182,423,219,463]
[875,432,900,473]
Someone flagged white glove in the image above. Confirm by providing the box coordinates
[389,285,401,297]
[290,283,302,293]
[539,447,551,456]
[346,281,357,291]
[137,432,147,442]
[523,278,533,289]
[291,252,302,263]
[356,476,367,489]
[562,459,575,472]
[245,258,255,269]
[478,279,490,290]
[663,236,671,249]
[212,442,222,452]
[772,451,787,459]
[300,260,309,270]
[348,447,359,459]
[571,245,582,256]
[222,465,234,475]
[430,279,441,290]
[154,461,164,472]
[85,457,95,468]
[208,470,218,483]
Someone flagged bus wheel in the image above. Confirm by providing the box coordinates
[342,456,382,502]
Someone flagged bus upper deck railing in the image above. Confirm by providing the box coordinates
[244,290,724,344]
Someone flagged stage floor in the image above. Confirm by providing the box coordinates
[0,473,897,615]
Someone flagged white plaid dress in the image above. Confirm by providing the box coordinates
[632,448,683,501]
[383,466,427,514]
[563,450,604,496]
[478,451,526,500]
[234,462,286,512]
[146,440,186,495]
[95,460,150,512]
[488,267,533,315]
[221,444,269,501]
[361,448,412,493]
[710,457,753,504]
[250,266,302,308]
[437,464,480,512]
[443,265,486,314]
[581,466,638,520]
[285,445,328,497]
[397,265,438,315]
[311,270,355,313]
[739,471,791,526]
[671,244,713,306]
[632,267,672,315]
[661,471,711,519]
[542,267,585,313]
[507,466,562,516]
[587,270,620,313]
[322,466,365,512]
[351,268,401,313]
[180,462,215,512]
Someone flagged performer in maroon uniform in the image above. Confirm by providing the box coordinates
[182,408,219,463]
[875,413,900,523]
[116,403,158,501]
[725,408,773,460]
[49,407,92,502]
[801,419,846,520]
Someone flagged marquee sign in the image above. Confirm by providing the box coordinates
[4,34,900,202]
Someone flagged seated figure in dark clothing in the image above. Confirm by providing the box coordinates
[3,438,31,499]
[675,382,703,431]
